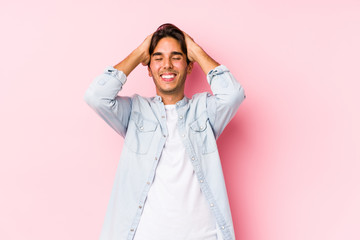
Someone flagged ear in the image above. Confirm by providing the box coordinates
[186,61,194,74]
[148,66,153,77]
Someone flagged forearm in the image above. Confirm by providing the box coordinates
[113,33,153,76]
[190,45,220,75]
[113,48,145,77]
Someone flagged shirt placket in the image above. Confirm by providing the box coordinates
[128,100,169,240]
[176,103,232,240]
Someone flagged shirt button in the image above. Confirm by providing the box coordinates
[200,180,204,183]
[179,115,183,119]
[147,182,150,185]
[163,135,166,138]
[191,157,195,161]
[200,126,204,130]
[182,134,185,137]
[161,115,165,118]
[139,205,142,209]
[221,226,225,230]
[210,203,214,207]
[130,229,134,232]
[155,157,158,160]
[140,126,144,130]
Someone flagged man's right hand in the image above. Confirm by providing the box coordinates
[113,33,153,76]
[138,33,153,66]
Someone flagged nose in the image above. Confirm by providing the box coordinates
[163,57,173,69]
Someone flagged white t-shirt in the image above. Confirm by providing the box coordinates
[133,104,219,240]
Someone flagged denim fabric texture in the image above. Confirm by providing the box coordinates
[84,65,246,240]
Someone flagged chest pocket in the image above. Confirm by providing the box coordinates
[189,112,217,154]
[125,111,158,154]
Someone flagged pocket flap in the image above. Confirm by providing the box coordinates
[190,113,208,132]
[131,111,158,132]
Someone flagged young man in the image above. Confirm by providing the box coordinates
[84,24,246,240]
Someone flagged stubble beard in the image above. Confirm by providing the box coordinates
[153,72,188,96]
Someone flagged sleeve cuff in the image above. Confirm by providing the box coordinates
[104,66,127,85]
[207,65,230,84]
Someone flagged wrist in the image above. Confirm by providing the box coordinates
[189,45,220,74]
[189,44,204,63]
[132,47,147,65]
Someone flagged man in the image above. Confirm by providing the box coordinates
[84,24,245,240]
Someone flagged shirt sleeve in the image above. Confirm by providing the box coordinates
[206,65,246,139]
[83,66,132,138]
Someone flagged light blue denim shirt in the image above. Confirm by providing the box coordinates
[84,65,246,240]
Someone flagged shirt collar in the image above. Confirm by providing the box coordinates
[153,94,189,107]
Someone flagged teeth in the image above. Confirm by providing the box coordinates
[162,75,175,79]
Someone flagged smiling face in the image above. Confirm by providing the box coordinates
[148,37,193,103]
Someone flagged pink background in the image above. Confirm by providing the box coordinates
[1,0,359,239]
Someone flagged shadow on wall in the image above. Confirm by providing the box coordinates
[184,63,211,98]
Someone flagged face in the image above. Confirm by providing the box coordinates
[148,37,193,99]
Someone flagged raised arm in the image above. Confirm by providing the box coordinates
[183,31,246,138]
[84,34,153,137]
[183,31,220,75]
[113,33,153,76]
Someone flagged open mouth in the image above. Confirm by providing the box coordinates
[160,73,177,82]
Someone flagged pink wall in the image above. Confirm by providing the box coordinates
[1,0,359,239]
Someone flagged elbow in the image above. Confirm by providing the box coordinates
[237,86,246,104]
[225,85,246,108]
[84,88,118,113]
[84,88,101,109]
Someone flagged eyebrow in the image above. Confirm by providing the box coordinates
[152,51,184,57]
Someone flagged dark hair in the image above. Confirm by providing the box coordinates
[148,23,190,66]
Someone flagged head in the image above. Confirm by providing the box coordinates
[148,23,193,102]
[148,23,191,66]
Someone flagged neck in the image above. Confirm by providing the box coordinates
[157,92,185,105]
